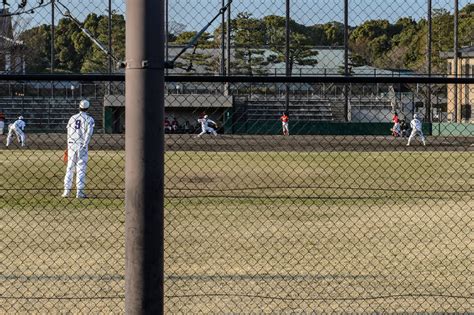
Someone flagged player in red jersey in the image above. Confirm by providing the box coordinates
[280,112,289,136]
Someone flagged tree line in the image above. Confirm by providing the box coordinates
[17,4,473,74]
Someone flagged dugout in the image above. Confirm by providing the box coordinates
[103,94,233,133]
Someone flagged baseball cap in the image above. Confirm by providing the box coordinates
[79,100,90,109]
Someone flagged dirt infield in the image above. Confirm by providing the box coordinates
[2,133,473,151]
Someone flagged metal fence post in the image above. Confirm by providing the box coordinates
[344,0,349,122]
[227,1,231,75]
[165,0,168,75]
[285,0,290,114]
[221,0,225,76]
[51,0,55,73]
[453,0,458,122]
[108,0,112,94]
[125,0,165,313]
[426,0,432,122]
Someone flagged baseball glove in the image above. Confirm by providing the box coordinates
[62,149,68,164]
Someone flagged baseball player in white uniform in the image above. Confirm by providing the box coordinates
[407,113,426,146]
[6,116,26,147]
[195,115,217,137]
[62,100,95,198]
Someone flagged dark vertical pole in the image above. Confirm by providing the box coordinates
[426,0,432,122]
[108,0,112,74]
[51,0,55,101]
[226,1,231,75]
[165,0,168,75]
[285,0,290,113]
[453,0,459,122]
[221,0,225,75]
[125,0,164,313]
[226,0,231,95]
[343,0,349,122]
[108,0,113,94]
[50,0,55,73]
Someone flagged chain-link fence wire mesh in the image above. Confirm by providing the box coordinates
[0,0,473,313]
[0,1,472,75]
[0,76,473,312]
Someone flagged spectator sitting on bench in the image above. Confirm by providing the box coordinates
[164,117,172,133]
[171,117,179,133]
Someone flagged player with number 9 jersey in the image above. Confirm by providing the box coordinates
[67,112,95,146]
[62,100,95,198]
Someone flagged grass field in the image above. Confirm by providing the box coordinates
[1,146,472,313]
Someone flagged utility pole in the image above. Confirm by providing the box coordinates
[125,0,165,313]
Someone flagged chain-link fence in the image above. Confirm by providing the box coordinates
[1,76,472,313]
[0,1,472,75]
[1,0,473,313]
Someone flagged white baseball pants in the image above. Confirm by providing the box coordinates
[197,127,217,137]
[6,125,25,146]
[407,129,426,145]
[64,145,89,191]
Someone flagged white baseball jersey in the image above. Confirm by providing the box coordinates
[64,111,95,194]
[6,119,26,146]
[67,112,95,147]
[11,119,26,131]
[198,118,216,130]
[196,117,217,137]
[410,118,422,131]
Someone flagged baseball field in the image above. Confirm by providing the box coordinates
[1,134,472,313]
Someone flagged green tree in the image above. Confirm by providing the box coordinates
[378,18,424,70]
[54,17,82,72]
[321,22,345,46]
[18,24,51,73]
[349,19,408,67]
[232,12,268,75]
[171,31,216,73]
[172,31,214,48]
[80,13,125,73]
[174,48,218,73]
[263,15,318,74]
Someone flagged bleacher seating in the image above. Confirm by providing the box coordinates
[241,99,341,121]
[0,98,103,131]
[238,96,391,122]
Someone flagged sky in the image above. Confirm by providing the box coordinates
[5,0,472,33]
